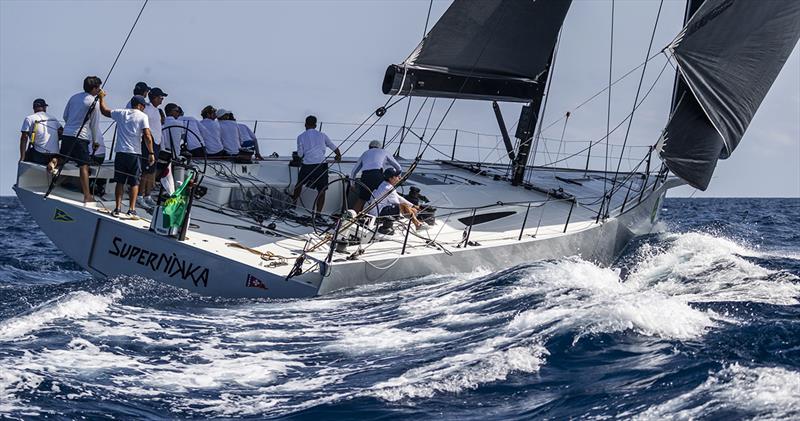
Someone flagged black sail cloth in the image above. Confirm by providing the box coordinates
[382,0,572,102]
[661,0,800,190]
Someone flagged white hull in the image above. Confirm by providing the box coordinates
[14,159,679,298]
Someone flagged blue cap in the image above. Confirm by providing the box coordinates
[130,95,147,108]
[32,98,48,108]
[383,167,401,180]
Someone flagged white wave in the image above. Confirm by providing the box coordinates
[0,291,120,341]
[628,232,800,305]
[634,364,800,421]
[507,259,716,340]
[369,337,547,401]
[0,366,43,415]
[325,325,455,355]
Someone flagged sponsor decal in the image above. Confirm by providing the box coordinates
[53,208,74,222]
[108,236,209,287]
[246,274,268,290]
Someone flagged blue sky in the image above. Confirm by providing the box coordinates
[1,0,798,197]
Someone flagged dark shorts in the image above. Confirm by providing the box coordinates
[357,169,384,201]
[113,152,142,186]
[59,136,91,167]
[189,147,206,158]
[207,150,228,158]
[298,163,329,191]
[379,204,401,217]
[24,148,55,165]
[142,142,160,174]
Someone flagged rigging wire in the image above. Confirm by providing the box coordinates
[610,0,664,195]
[602,0,615,216]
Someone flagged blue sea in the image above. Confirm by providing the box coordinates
[1,196,798,420]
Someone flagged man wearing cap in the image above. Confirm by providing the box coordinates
[199,105,225,157]
[19,98,62,172]
[350,140,402,212]
[370,168,426,231]
[140,87,167,207]
[125,82,150,107]
[61,76,102,203]
[98,92,154,218]
[216,108,242,156]
[292,115,342,217]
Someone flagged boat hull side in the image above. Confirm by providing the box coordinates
[13,186,319,299]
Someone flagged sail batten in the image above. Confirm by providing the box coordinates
[661,0,800,190]
[382,0,572,103]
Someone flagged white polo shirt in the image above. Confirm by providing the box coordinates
[110,109,150,155]
[199,118,223,154]
[178,116,205,151]
[63,92,100,141]
[351,148,401,179]
[297,128,336,165]
[161,116,183,152]
[238,123,257,144]
[20,111,61,153]
[218,120,241,155]
[370,180,412,215]
[144,103,162,145]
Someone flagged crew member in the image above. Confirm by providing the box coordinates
[350,140,401,212]
[292,115,341,216]
[177,106,206,157]
[140,87,167,207]
[217,108,242,156]
[19,98,62,173]
[124,81,150,107]
[162,103,183,154]
[98,92,154,218]
[61,76,102,204]
[237,121,263,160]
[371,168,426,231]
[199,105,225,156]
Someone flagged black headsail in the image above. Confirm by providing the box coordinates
[382,0,572,103]
[660,0,800,190]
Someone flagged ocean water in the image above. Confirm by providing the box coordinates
[0,196,798,420]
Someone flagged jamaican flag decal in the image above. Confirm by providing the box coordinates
[53,208,75,222]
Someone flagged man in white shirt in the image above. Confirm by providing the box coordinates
[20,98,62,172]
[350,140,402,211]
[98,93,154,218]
[370,168,425,231]
[237,121,263,160]
[217,108,242,156]
[140,87,167,206]
[177,106,206,157]
[199,105,225,156]
[161,103,184,155]
[61,76,102,203]
[292,115,341,216]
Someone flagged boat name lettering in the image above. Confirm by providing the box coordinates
[108,236,209,287]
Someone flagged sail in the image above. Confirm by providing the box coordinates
[661,0,800,190]
[382,0,572,102]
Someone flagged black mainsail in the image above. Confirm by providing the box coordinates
[660,0,800,190]
[382,0,572,103]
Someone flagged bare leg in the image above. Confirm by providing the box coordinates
[292,183,303,203]
[79,165,92,202]
[315,188,327,214]
[129,185,139,211]
[115,182,124,210]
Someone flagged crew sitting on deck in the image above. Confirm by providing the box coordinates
[61,76,103,204]
[292,115,342,218]
[199,105,225,157]
[350,140,401,212]
[370,168,427,232]
[216,108,244,156]
[97,92,155,218]
[19,98,62,173]
[236,118,263,160]
[177,106,206,157]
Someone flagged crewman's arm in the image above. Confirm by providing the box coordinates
[386,152,402,172]
[143,128,155,165]
[97,90,112,118]
[19,132,28,161]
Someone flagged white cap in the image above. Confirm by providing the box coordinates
[216,108,231,117]
[368,140,381,149]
